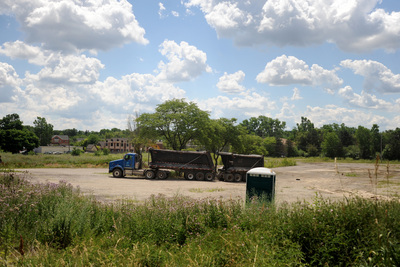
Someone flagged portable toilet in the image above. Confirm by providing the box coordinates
[246,167,276,202]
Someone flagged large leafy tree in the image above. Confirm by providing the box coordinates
[241,115,286,138]
[197,118,245,169]
[231,134,267,155]
[321,132,342,158]
[0,113,39,153]
[0,113,23,130]
[137,99,210,150]
[370,124,381,156]
[33,117,54,146]
[295,117,322,155]
[382,128,400,160]
[355,126,372,159]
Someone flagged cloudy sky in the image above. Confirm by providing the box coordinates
[1,0,399,131]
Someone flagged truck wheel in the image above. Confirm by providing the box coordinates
[156,171,167,180]
[234,173,242,182]
[224,173,234,182]
[205,172,214,181]
[145,170,156,179]
[185,172,195,180]
[112,168,123,178]
[196,172,204,181]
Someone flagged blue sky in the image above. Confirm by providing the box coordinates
[1,0,399,131]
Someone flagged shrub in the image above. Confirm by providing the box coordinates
[71,147,82,156]
[102,148,110,155]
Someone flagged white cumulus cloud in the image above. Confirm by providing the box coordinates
[340,59,400,93]
[338,85,395,110]
[0,0,148,53]
[217,71,246,94]
[156,40,212,82]
[185,0,400,52]
[199,90,277,120]
[302,104,388,128]
[256,55,343,91]
[0,62,21,102]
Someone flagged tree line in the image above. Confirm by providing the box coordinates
[133,99,400,161]
[1,99,400,160]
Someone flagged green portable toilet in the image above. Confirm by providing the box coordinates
[246,167,276,202]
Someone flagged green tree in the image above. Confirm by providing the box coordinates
[33,117,54,146]
[232,134,267,155]
[285,139,297,157]
[355,126,372,159]
[0,113,23,130]
[128,112,151,168]
[337,123,356,147]
[382,128,400,160]
[370,124,381,156]
[321,132,342,158]
[137,99,210,150]
[198,118,244,169]
[296,117,322,155]
[241,116,286,138]
[262,137,276,156]
[0,114,39,153]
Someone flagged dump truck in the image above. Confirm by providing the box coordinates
[217,152,264,182]
[108,148,215,181]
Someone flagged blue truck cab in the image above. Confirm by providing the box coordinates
[109,153,140,178]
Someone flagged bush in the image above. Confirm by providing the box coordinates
[71,147,82,156]
[102,148,110,155]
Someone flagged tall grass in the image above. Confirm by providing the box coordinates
[1,171,400,266]
[0,152,127,169]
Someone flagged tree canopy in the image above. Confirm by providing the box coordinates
[0,114,39,153]
[34,117,54,146]
[137,99,210,150]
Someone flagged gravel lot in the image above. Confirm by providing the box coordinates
[18,161,400,204]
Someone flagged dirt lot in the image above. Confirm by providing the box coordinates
[17,161,400,204]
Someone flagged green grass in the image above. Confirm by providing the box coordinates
[265,157,297,168]
[1,171,400,266]
[298,156,400,165]
[0,152,129,169]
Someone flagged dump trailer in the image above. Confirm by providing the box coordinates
[108,148,215,181]
[218,152,264,182]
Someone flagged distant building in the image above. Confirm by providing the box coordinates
[51,135,69,146]
[86,144,98,153]
[101,138,133,153]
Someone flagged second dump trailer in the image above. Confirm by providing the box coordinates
[218,152,264,182]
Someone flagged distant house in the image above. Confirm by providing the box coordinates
[51,135,69,146]
[86,144,98,153]
[100,138,133,153]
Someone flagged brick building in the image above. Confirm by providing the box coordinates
[51,135,70,146]
[102,138,133,153]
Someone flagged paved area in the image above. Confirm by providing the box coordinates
[17,161,400,204]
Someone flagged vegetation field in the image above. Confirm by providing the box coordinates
[1,171,400,266]
[0,152,300,169]
[0,152,126,169]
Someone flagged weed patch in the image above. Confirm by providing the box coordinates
[1,171,400,266]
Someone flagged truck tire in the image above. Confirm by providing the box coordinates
[205,172,214,181]
[196,172,204,181]
[112,168,123,178]
[234,173,242,182]
[224,173,234,182]
[156,171,167,180]
[145,170,156,179]
[185,172,195,180]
